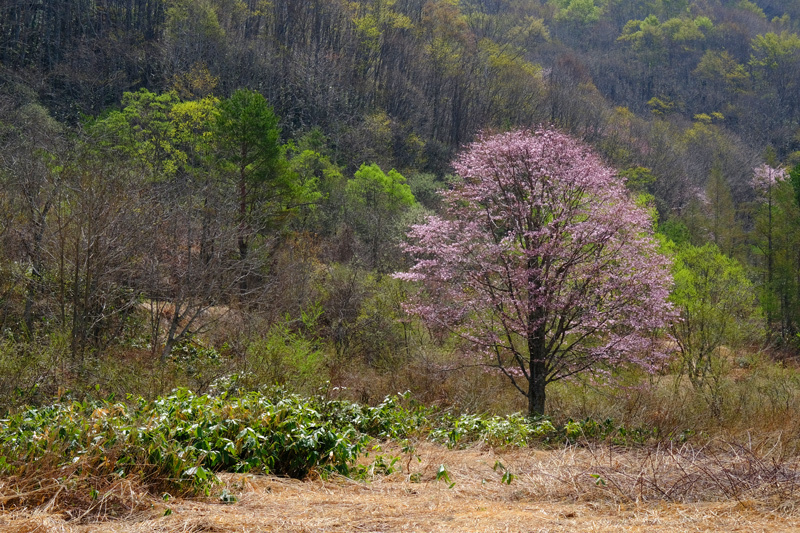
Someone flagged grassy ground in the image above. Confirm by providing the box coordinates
[4,318,800,532]
[3,442,800,532]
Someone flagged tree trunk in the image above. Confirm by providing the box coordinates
[528,360,547,418]
[238,163,248,262]
[160,303,182,363]
[23,211,48,337]
[527,255,548,418]
[527,316,548,418]
[238,159,250,298]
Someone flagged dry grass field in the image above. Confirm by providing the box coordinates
[4,441,800,533]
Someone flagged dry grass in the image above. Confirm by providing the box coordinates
[0,472,157,526]
[4,441,800,532]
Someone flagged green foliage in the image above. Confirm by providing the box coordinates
[424,410,657,448]
[345,164,416,271]
[694,51,750,92]
[351,0,413,54]
[319,392,431,441]
[679,163,743,258]
[166,0,227,47]
[493,460,516,484]
[435,463,455,487]
[239,321,326,393]
[736,0,766,18]
[647,96,676,115]
[619,166,656,192]
[213,88,321,259]
[0,384,675,502]
[619,15,664,55]
[477,38,544,120]
[553,0,605,25]
[619,14,711,68]
[405,172,444,210]
[559,417,655,445]
[215,89,282,183]
[791,164,800,208]
[661,16,710,43]
[0,389,376,494]
[287,148,339,201]
[670,243,762,416]
[658,219,690,247]
[279,138,344,237]
[429,412,553,449]
[750,31,800,71]
[169,96,220,171]
[347,163,415,209]
[162,338,227,394]
[751,164,800,342]
[9,3,800,487]
[90,89,186,179]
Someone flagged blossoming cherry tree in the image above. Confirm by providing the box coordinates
[395,128,674,417]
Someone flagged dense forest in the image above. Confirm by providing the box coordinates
[2,0,800,422]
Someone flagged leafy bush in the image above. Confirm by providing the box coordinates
[559,417,656,445]
[0,386,666,510]
[0,389,372,496]
[429,412,549,448]
[237,322,327,393]
[322,392,433,440]
[426,411,658,448]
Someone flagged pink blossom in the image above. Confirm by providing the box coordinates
[752,164,788,194]
[394,128,675,416]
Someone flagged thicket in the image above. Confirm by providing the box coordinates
[6,378,800,521]
[0,383,710,514]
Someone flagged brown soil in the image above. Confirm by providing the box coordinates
[3,443,800,532]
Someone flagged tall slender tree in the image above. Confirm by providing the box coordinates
[214,89,284,263]
[752,162,789,340]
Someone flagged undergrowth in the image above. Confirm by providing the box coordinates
[2,387,796,524]
[0,386,676,515]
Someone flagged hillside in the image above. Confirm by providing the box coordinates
[1,0,800,418]
[3,0,800,188]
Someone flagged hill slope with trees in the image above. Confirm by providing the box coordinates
[2,0,800,421]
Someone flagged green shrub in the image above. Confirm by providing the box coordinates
[0,389,372,495]
[429,412,543,448]
[239,322,327,393]
[0,386,678,505]
[559,417,655,445]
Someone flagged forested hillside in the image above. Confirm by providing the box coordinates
[5,0,800,178]
[2,0,800,420]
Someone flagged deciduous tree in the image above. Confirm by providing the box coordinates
[346,163,416,272]
[396,128,674,417]
[752,162,788,339]
[669,242,762,417]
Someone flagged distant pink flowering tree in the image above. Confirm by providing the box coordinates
[752,163,788,194]
[395,128,674,417]
[751,163,789,338]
